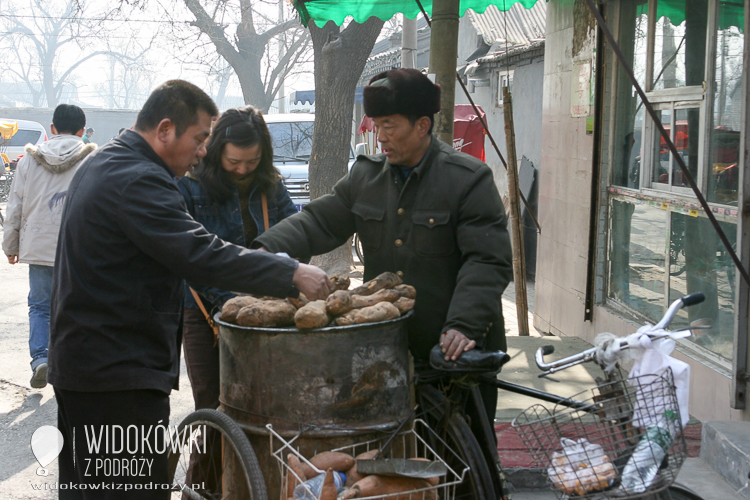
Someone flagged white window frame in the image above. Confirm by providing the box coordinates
[497,70,514,106]
[634,0,733,208]
[639,96,705,197]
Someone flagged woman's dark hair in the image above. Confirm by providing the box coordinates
[193,106,281,204]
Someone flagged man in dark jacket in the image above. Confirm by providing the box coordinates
[254,69,512,420]
[49,80,332,499]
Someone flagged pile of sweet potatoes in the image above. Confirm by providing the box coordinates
[286,450,438,500]
[219,272,416,330]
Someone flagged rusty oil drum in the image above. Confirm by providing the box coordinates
[215,311,413,499]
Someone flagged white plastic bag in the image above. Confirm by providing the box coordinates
[628,331,690,430]
[548,438,616,495]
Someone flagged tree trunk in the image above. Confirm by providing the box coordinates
[307,19,384,274]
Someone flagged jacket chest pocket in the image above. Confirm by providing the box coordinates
[194,204,222,234]
[352,202,384,252]
[412,211,455,257]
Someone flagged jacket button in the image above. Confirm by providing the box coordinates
[396,271,404,278]
[395,239,403,247]
[429,218,435,224]
[397,208,405,216]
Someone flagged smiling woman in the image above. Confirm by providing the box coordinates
[175,105,299,495]
[222,143,263,179]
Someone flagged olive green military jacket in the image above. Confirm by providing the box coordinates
[254,137,513,360]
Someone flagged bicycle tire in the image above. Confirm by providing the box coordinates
[417,384,496,500]
[168,408,267,500]
[354,233,365,264]
[651,484,705,500]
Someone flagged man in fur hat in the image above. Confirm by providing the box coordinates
[3,104,96,388]
[254,68,512,418]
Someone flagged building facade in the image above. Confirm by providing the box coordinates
[536,0,748,421]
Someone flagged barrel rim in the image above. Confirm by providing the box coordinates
[215,309,413,334]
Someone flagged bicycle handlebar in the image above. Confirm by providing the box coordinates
[534,293,705,375]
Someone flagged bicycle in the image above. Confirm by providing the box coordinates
[168,408,267,499]
[414,293,707,500]
[167,294,707,500]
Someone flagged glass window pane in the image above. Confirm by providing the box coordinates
[707,1,744,205]
[668,213,736,360]
[0,129,42,147]
[610,3,648,188]
[650,0,708,90]
[671,107,699,187]
[649,106,699,190]
[267,122,314,159]
[609,199,667,321]
[651,109,670,185]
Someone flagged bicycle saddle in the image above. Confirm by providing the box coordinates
[429,345,511,374]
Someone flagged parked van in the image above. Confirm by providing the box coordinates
[265,113,354,210]
[0,119,47,161]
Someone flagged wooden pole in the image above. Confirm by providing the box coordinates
[429,0,459,145]
[502,87,530,336]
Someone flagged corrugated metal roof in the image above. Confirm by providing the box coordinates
[467,1,546,46]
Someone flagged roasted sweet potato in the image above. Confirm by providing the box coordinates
[351,288,400,308]
[299,451,355,478]
[294,300,331,330]
[341,475,436,500]
[351,272,402,296]
[331,274,351,291]
[286,454,306,499]
[394,284,417,299]
[335,302,400,326]
[319,469,337,500]
[235,299,296,328]
[326,290,353,316]
[288,292,309,310]
[393,297,415,314]
[219,296,259,323]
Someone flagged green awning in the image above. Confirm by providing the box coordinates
[293,0,542,27]
[637,0,744,32]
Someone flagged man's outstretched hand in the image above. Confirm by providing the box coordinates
[292,263,334,300]
[440,329,476,361]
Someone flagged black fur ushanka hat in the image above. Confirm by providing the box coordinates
[363,68,441,118]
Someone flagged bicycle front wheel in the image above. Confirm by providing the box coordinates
[353,233,365,264]
[649,484,705,500]
[417,384,496,500]
[168,408,267,500]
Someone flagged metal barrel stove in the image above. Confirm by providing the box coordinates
[216,312,413,499]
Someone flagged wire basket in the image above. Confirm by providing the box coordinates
[268,419,466,500]
[512,369,687,499]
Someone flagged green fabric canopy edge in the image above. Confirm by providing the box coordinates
[636,0,744,33]
[294,0,542,28]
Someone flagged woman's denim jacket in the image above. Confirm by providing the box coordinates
[177,173,298,309]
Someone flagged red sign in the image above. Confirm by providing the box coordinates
[357,104,487,162]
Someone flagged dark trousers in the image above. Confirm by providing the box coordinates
[54,387,170,500]
[181,307,222,493]
[182,307,220,410]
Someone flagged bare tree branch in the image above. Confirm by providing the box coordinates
[169,0,312,112]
